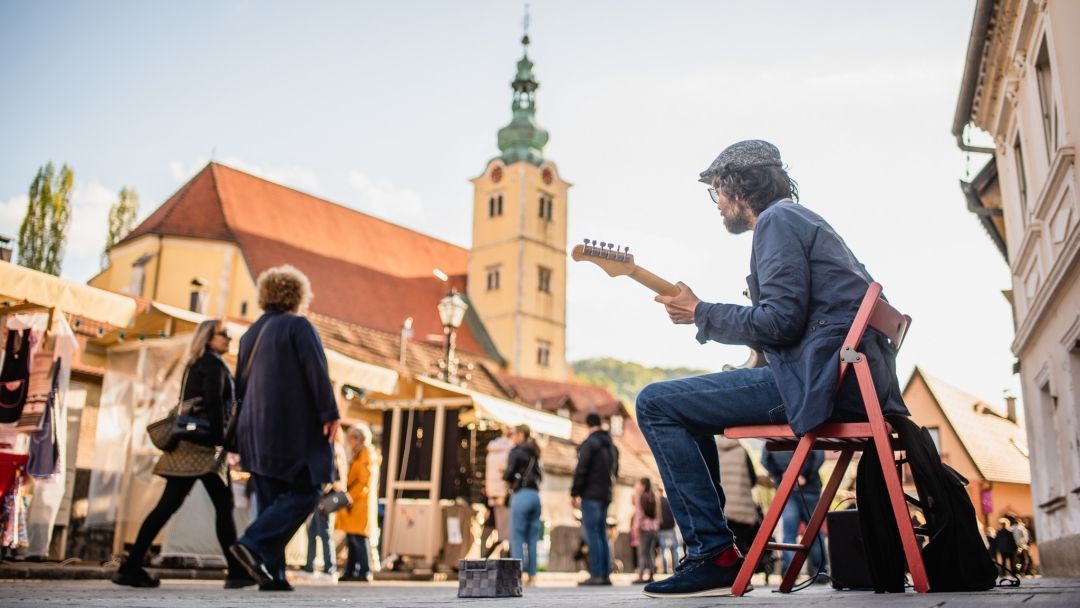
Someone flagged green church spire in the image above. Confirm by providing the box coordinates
[497,9,549,166]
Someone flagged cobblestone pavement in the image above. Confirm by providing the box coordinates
[2,576,1078,607]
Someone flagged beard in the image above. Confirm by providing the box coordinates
[722,209,752,234]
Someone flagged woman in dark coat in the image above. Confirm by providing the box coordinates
[113,319,254,589]
[229,265,340,592]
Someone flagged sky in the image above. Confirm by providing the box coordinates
[0,1,1020,412]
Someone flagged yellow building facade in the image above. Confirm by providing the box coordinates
[91,235,258,322]
[468,158,569,380]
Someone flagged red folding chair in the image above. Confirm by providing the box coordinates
[724,282,929,595]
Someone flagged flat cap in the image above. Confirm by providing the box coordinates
[698,139,783,184]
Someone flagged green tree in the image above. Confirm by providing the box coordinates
[17,162,74,276]
[572,357,709,414]
[103,187,139,267]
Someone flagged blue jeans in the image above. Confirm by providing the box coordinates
[239,474,321,580]
[636,367,785,561]
[510,489,541,576]
[305,510,335,573]
[580,499,611,578]
[658,529,680,573]
[781,490,826,574]
[344,534,371,579]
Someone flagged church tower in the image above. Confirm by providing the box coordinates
[467,26,569,381]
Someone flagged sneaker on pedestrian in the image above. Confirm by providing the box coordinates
[111,565,160,588]
[223,576,258,589]
[258,579,295,592]
[229,542,273,586]
[642,546,749,598]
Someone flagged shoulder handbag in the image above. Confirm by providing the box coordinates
[316,488,352,516]
[147,360,212,451]
[220,317,275,456]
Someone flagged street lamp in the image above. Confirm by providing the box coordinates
[437,289,468,382]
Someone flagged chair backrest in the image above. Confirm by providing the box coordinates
[836,282,911,388]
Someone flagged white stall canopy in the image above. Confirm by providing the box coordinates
[416,376,572,440]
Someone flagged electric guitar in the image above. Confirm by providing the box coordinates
[571,238,765,370]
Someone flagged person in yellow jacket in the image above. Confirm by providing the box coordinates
[337,424,374,581]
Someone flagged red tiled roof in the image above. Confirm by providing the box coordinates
[910,368,1030,485]
[494,372,652,455]
[495,373,622,418]
[118,163,489,355]
[307,312,509,399]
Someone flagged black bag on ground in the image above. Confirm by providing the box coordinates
[856,415,997,593]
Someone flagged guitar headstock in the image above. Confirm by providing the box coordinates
[571,238,636,277]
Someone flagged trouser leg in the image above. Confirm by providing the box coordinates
[126,477,197,569]
[636,367,784,560]
[198,472,243,577]
[239,474,320,580]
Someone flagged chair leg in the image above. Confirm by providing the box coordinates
[853,359,930,593]
[731,433,816,597]
[779,449,852,591]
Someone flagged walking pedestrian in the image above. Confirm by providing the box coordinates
[657,487,680,574]
[715,437,760,556]
[1012,518,1032,575]
[632,478,661,584]
[229,266,340,592]
[503,424,542,586]
[485,426,514,556]
[113,320,254,589]
[762,448,827,577]
[995,518,1017,575]
[303,510,335,576]
[337,424,375,582]
[571,412,618,586]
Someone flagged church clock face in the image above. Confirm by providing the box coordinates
[492,166,503,183]
[542,168,553,185]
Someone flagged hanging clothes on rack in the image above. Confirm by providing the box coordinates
[15,350,55,433]
[0,328,32,423]
[0,452,29,553]
[27,358,61,478]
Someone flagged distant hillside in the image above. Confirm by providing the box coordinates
[571,357,709,414]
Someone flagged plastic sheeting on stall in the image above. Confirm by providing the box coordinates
[85,336,188,539]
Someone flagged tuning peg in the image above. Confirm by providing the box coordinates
[583,238,590,244]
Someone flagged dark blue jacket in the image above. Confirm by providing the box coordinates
[236,311,339,485]
[761,449,825,495]
[694,200,909,435]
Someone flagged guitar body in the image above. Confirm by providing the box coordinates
[571,241,766,371]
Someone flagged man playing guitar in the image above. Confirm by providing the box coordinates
[632,140,909,598]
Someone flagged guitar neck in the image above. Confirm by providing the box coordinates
[629,267,680,297]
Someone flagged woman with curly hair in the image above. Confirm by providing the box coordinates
[228,265,340,592]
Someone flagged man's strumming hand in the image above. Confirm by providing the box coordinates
[655,282,701,325]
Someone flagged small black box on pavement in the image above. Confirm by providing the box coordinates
[457,558,522,598]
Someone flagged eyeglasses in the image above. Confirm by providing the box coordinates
[216,331,232,340]
[707,187,720,204]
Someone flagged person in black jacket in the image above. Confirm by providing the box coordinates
[503,424,542,585]
[113,319,254,589]
[571,412,618,586]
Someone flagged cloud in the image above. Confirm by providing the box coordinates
[0,194,29,238]
[169,157,321,193]
[0,181,118,282]
[346,170,424,224]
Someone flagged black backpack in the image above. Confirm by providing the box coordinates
[856,415,997,593]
